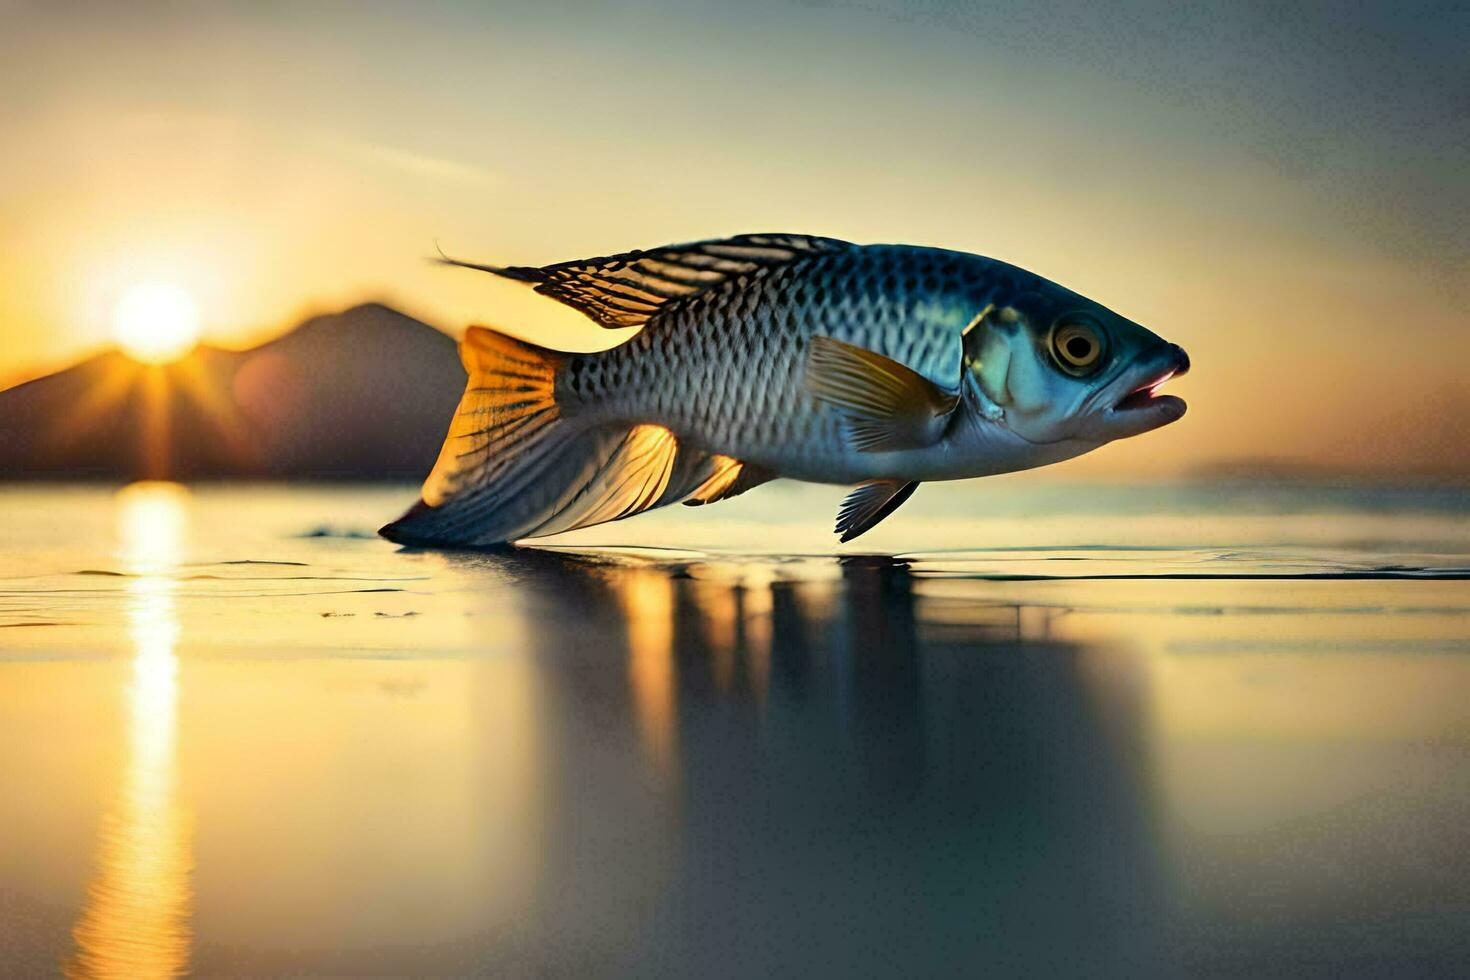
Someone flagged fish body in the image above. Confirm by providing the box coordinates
[383,234,1189,546]
[563,244,982,483]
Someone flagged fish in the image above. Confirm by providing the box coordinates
[381,233,1189,546]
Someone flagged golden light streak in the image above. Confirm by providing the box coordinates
[139,367,172,481]
[738,568,775,707]
[66,483,194,979]
[41,343,255,479]
[623,569,678,781]
[42,362,139,447]
[39,358,175,478]
[168,356,256,464]
[698,584,739,694]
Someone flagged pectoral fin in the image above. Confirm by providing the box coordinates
[834,480,920,542]
[805,336,957,452]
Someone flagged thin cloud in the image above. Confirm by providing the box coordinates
[330,135,498,187]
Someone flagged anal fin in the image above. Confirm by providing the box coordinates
[525,424,681,537]
[835,480,920,542]
[805,336,956,452]
[683,456,776,506]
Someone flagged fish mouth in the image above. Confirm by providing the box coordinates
[1079,343,1189,440]
[1111,343,1189,414]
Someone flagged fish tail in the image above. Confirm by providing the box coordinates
[380,325,573,545]
[380,326,693,546]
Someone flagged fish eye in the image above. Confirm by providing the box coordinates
[1050,319,1106,375]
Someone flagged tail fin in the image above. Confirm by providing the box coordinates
[381,325,569,545]
[420,326,567,510]
[381,326,695,546]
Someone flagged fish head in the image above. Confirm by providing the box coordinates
[961,285,1188,446]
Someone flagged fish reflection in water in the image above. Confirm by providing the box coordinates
[8,484,1467,977]
[444,547,1162,977]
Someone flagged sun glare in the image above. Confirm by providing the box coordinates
[112,283,200,364]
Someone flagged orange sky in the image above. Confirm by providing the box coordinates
[2,2,1466,478]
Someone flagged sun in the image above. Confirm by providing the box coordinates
[112,283,201,364]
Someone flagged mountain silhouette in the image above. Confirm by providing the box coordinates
[0,303,465,480]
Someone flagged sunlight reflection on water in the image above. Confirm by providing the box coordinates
[0,482,1465,976]
[66,483,193,979]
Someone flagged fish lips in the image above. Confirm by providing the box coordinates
[1077,344,1189,441]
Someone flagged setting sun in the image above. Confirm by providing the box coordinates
[112,283,200,364]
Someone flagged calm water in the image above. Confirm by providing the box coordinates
[2,479,1468,978]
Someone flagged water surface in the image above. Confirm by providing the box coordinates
[2,480,1468,977]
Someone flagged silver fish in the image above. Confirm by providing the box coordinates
[382,233,1189,545]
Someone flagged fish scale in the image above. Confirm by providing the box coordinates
[561,246,996,475]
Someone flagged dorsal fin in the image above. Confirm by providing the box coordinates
[439,233,856,329]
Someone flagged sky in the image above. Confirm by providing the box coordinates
[1,0,1467,477]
